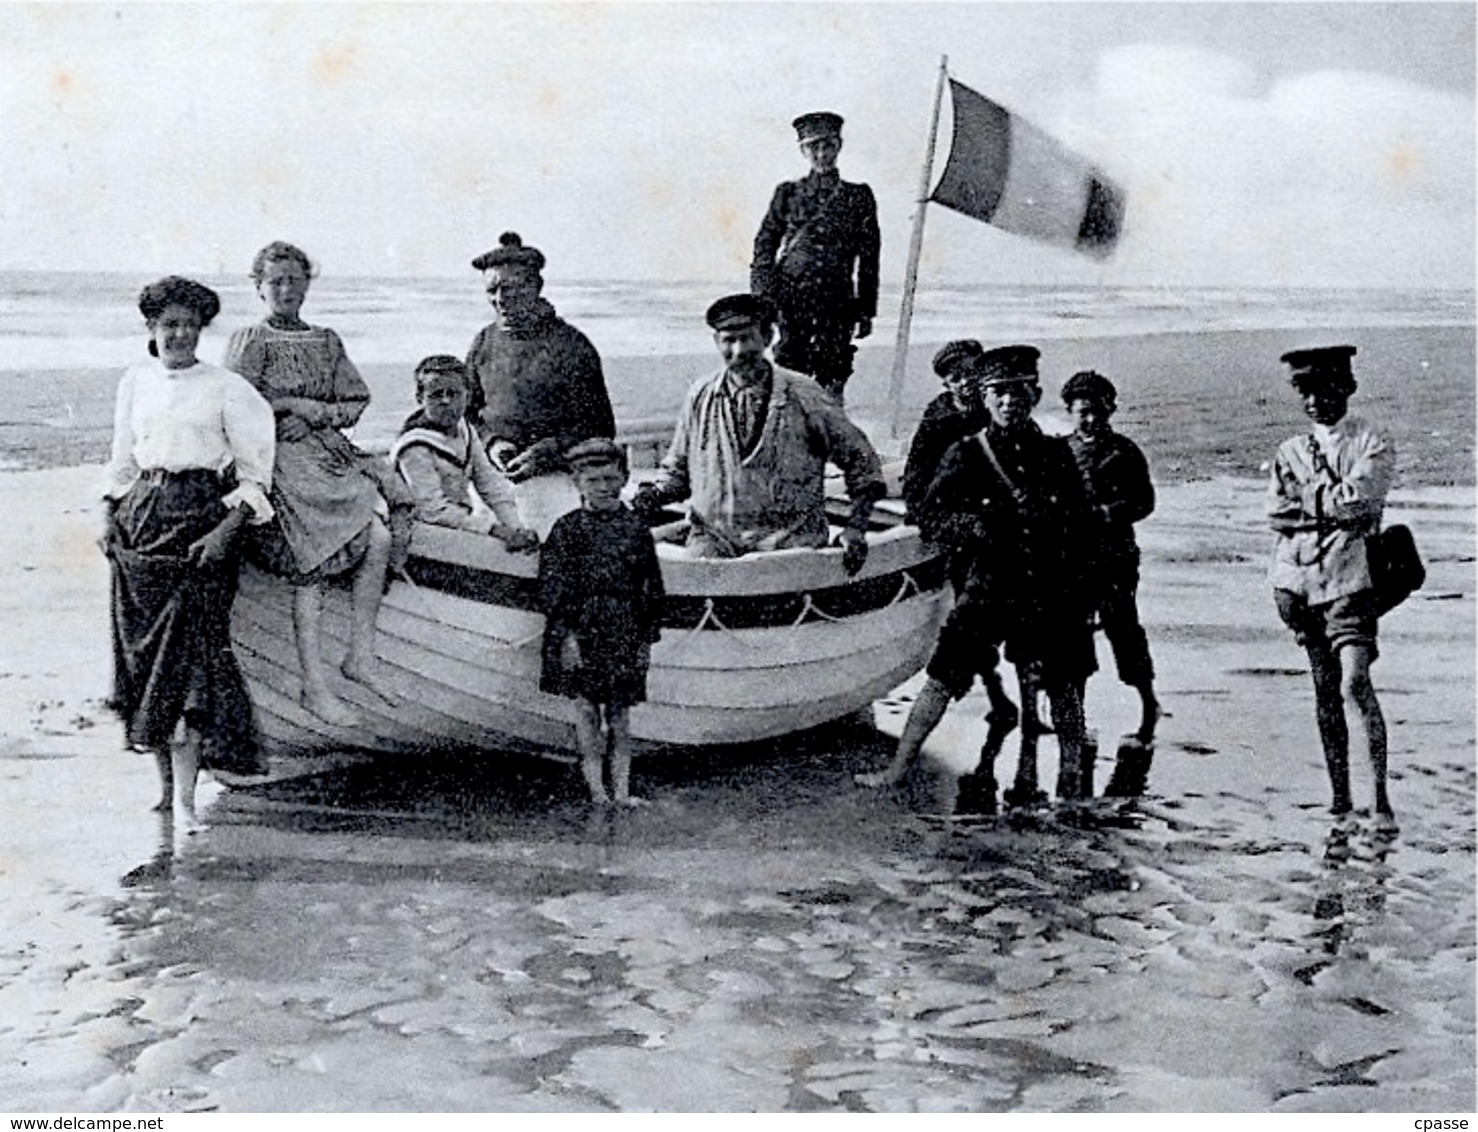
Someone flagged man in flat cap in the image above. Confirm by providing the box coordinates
[466,232,616,534]
[632,294,885,573]
[857,345,1094,801]
[1268,345,1397,830]
[750,112,881,403]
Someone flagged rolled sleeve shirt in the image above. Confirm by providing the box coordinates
[1268,415,1394,603]
[653,363,884,551]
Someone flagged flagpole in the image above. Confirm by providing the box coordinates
[887,54,949,441]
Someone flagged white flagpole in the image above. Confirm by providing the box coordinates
[887,54,949,441]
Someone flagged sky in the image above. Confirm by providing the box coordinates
[1,2,1474,288]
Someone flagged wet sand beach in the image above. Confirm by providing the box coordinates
[1,323,1474,1112]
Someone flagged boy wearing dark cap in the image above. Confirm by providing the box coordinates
[633,294,885,573]
[465,232,616,535]
[857,345,1095,800]
[901,339,1019,727]
[750,112,881,402]
[1062,369,1162,744]
[1268,345,1397,829]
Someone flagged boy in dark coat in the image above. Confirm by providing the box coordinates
[539,439,665,805]
[857,345,1095,802]
[1062,369,1162,744]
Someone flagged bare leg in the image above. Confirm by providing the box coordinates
[607,705,644,806]
[1005,667,1043,804]
[1339,643,1392,825]
[171,726,203,833]
[1307,645,1352,814]
[1006,729,1041,806]
[1020,668,1048,736]
[855,676,953,787]
[341,518,394,699]
[983,667,1019,729]
[1133,682,1163,744]
[573,699,609,804]
[151,747,173,811]
[293,584,359,725]
[1047,681,1088,800]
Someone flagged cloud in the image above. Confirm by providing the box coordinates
[1080,45,1475,286]
[0,7,1471,288]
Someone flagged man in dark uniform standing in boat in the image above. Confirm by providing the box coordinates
[750,111,881,404]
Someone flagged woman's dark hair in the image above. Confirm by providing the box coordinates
[138,276,221,356]
[414,354,471,399]
[250,241,317,283]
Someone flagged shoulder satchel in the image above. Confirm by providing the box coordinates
[1306,434,1424,615]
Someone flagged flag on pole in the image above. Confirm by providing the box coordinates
[929,78,1124,260]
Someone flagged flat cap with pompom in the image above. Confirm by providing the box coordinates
[471,232,546,272]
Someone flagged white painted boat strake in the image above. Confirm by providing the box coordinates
[231,503,949,757]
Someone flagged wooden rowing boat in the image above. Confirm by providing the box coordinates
[230,438,949,757]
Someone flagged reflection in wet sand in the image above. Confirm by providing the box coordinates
[42,720,1456,1113]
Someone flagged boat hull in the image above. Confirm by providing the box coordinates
[231,516,949,757]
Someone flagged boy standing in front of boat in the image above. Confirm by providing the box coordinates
[539,439,666,806]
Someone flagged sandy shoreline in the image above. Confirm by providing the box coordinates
[2,322,1473,487]
[0,459,1472,1111]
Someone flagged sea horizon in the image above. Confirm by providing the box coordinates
[1,270,1472,371]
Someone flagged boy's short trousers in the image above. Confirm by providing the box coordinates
[926,599,1095,700]
[926,604,1005,700]
[1274,588,1379,658]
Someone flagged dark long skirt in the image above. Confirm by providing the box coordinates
[107,469,264,775]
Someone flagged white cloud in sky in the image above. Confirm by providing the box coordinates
[0,4,1471,288]
[1072,45,1476,287]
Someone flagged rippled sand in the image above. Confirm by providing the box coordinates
[1,470,1473,1112]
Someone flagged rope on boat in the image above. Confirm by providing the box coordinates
[889,570,921,604]
[672,597,767,651]
[790,592,845,627]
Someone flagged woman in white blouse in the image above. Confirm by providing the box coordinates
[103,277,277,832]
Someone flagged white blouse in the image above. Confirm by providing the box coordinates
[103,359,277,522]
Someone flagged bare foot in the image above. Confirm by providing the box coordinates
[339,660,398,704]
[1135,701,1167,744]
[1003,784,1047,809]
[172,806,206,836]
[1372,808,1399,835]
[587,791,612,806]
[615,795,648,808]
[301,688,360,727]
